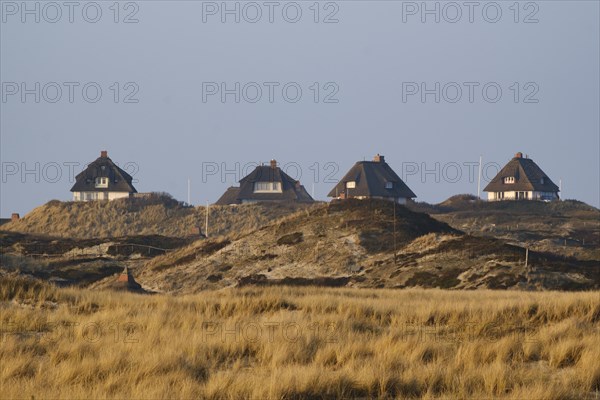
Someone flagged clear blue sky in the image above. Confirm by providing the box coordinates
[1,1,599,215]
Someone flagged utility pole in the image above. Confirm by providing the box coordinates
[477,155,482,199]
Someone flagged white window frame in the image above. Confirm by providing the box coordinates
[95,177,109,188]
[503,176,515,184]
[253,181,282,193]
[385,182,393,189]
[346,181,356,189]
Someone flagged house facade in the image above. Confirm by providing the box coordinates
[214,160,314,205]
[484,152,559,201]
[328,154,416,204]
[70,151,137,201]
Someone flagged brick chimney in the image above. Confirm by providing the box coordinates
[373,154,385,163]
[515,152,523,158]
[270,159,277,169]
[101,150,108,158]
[11,213,19,221]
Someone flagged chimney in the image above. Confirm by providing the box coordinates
[373,154,385,163]
[11,213,20,222]
[270,159,277,169]
[101,150,108,158]
[515,152,523,158]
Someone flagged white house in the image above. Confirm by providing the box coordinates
[70,151,137,201]
[484,152,559,201]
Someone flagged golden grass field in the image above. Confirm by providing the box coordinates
[1,276,599,399]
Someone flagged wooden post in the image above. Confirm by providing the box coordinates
[525,247,529,269]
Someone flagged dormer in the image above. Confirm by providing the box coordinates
[95,177,109,188]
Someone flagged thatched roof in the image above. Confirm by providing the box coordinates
[214,161,314,205]
[328,155,416,199]
[484,153,559,193]
[214,187,242,205]
[70,151,137,193]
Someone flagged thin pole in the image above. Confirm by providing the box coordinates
[477,155,482,199]
[205,201,209,238]
[525,247,529,269]
[393,200,397,265]
[559,178,562,200]
[312,183,315,199]
[187,178,191,205]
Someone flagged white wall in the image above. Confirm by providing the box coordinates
[487,191,558,201]
[108,192,131,201]
[73,192,131,201]
[357,196,408,204]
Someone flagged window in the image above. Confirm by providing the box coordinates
[346,181,356,189]
[253,181,282,193]
[503,176,515,184]
[95,177,108,188]
[385,182,393,189]
[540,177,545,184]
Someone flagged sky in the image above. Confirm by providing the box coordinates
[1,0,599,215]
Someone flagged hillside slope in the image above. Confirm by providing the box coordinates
[409,195,600,260]
[132,199,598,293]
[0,231,192,288]
[2,194,313,239]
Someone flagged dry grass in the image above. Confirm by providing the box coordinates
[2,195,313,239]
[1,275,599,399]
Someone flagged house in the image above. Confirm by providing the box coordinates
[328,154,416,204]
[484,152,559,201]
[214,160,314,205]
[70,151,137,201]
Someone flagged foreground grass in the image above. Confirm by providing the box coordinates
[1,276,599,399]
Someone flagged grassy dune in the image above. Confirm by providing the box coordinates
[1,275,599,399]
[2,195,312,239]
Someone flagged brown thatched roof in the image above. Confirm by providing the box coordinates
[484,153,559,193]
[214,187,242,205]
[214,161,314,205]
[327,155,416,199]
[70,151,137,193]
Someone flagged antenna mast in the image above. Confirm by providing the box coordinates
[477,155,482,199]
